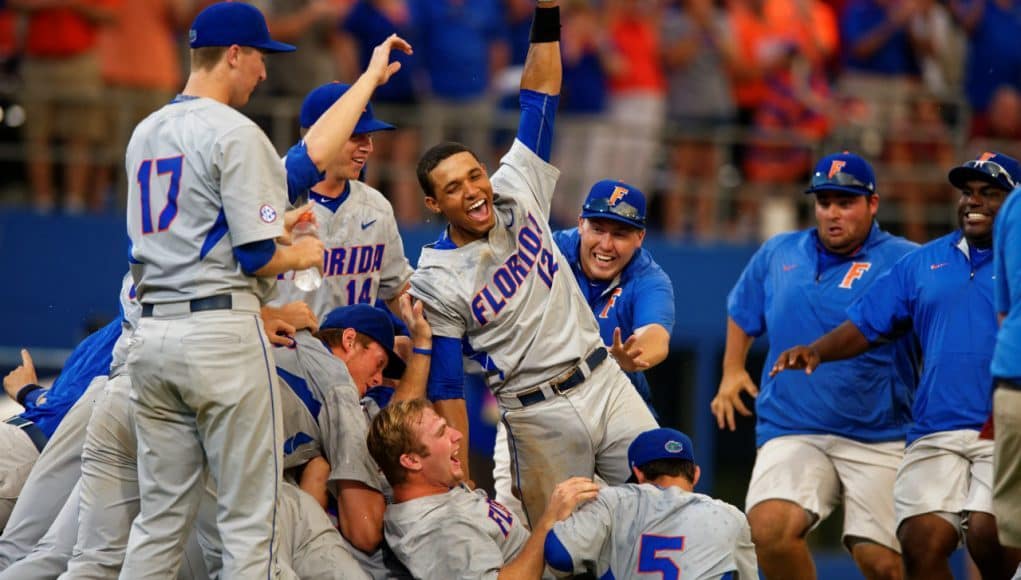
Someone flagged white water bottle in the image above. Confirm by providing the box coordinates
[292,211,323,291]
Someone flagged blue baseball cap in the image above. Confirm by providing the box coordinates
[320,304,406,379]
[300,83,395,134]
[948,152,1021,191]
[580,179,647,229]
[804,152,877,197]
[189,2,295,53]
[626,428,695,483]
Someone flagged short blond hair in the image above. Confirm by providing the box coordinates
[190,46,228,71]
[367,398,432,486]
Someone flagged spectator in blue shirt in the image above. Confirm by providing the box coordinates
[773,152,1021,579]
[991,179,1021,552]
[713,152,918,580]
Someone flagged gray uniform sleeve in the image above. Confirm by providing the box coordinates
[320,383,383,492]
[217,124,287,246]
[398,520,502,580]
[409,268,467,339]
[490,140,560,219]
[730,507,758,580]
[549,492,615,574]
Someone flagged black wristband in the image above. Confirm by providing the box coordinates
[15,384,42,407]
[529,6,560,44]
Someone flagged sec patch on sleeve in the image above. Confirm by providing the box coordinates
[260,204,278,223]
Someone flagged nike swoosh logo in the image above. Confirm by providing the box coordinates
[361,220,377,230]
[930,262,948,270]
[783,264,798,272]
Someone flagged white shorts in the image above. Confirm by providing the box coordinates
[746,434,903,551]
[894,429,993,536]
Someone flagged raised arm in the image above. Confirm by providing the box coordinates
[520,1,562,95]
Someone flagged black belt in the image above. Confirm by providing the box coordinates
[998,378,1021,391]
[5,416,47,452]
[516,347,609,408]
[141,295,233,318]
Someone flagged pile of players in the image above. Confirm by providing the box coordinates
[0,0,1018,578]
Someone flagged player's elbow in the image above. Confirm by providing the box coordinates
[344,524,383,554]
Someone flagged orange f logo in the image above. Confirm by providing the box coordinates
[609,186,628,206]
[839,262,872,289]
[828,160,847,178]
[980,151,996,162]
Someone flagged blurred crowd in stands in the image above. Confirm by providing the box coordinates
[1,0,1020,243]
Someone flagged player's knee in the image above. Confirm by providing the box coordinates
[850,542,903,580]
[748,500,810,551]
[964,512,1003,567]
[898,515,957,567]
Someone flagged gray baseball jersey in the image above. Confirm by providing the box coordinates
[409,140,603,395]
[384,485,529,580]
[272,181,413,319]
[273,330,383,492]
[126,96,286,304]
[550,485,757,579]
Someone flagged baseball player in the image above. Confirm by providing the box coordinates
[772,152,1021,579]
[711,152,918,580]
[366,398,600,579]
[0,299,125,568]
[545,427,757,579]
[273,80,415,320]
[0,319,118,530]
[493,178,675,517]
[122,3,326,577]
[408,0,658,527]
[992,179,1021,552]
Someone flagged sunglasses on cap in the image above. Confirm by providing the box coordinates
[583,198,646,225]
[962,159,1017,188]
[809,170,875,192]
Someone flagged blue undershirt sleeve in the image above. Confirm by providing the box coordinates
[234,239,277,275]
[544,530,575,573]
[284,141,326,204]
[19,386,46,409]
[427,336,466,401]
[516,89,559,161]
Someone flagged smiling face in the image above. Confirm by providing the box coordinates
[814,191,878,255]
[408,407,464,488]
[326,133,374,182]
[423,151,495,246]
[958,179,1009,248]
[577,217,645,281]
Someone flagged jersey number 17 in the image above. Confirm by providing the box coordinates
[136,156,184,235]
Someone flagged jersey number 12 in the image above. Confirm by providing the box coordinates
[137,156,184,235]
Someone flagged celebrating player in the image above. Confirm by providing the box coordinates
[991,175,1021,552]
[407,0,658,526]
[712,152,918,580]
[493,179,675,517]
[272,77,415,320]
[544,427,757,579]
[367,398,600,579]
[772,152,1021,579]
[122,3,325,577]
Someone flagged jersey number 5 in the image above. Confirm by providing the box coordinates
[637,534,684,579]
[137,155,184,235]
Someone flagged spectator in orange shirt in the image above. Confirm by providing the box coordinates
[10,0,120,214]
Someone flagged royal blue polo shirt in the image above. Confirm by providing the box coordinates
[553,228,676,408]
[993,192,1021,382]
[849,231,997,444]
[728,224,919,447]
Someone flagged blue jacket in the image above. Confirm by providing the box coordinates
[850,231,999,444]
[993,192,1021,382]
[729,224,919,447]
[554,228,675,408]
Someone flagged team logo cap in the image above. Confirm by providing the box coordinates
[300,82,395,134]
[626,428,695,483]
[189,2,295,53]
[948,151,1021,192]
[804,152,876,197]
[320,304,406,379]
[581,179,647,230]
